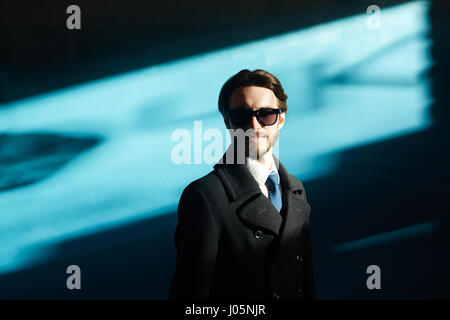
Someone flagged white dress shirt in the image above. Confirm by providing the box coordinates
[245,156,281,199]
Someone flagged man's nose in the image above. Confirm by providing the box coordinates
[249,115,262,129]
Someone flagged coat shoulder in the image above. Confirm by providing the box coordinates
[180,169,227,207]
[185,169,224,194]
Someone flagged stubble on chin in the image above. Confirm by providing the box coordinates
[246,136,272,160]
[231,128,279,162]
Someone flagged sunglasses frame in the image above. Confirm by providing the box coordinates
[227,108,282,128]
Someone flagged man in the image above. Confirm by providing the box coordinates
[169,69,315,300]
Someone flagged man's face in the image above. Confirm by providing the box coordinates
[226,86,285,159]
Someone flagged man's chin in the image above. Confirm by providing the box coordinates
[231,138,271,160]
[245,144,270,160]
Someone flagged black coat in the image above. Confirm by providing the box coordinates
[169,155,315,300]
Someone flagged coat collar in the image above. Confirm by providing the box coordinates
[213,153,304,202]
[213,152,307,237]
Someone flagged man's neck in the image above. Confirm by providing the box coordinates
[252,150,274,171]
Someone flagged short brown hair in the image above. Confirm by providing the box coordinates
[218,69,288,119]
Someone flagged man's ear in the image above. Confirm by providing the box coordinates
[277,111,286,131]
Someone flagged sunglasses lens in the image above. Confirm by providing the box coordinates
[257,110,278,126]
[229,109,252,127]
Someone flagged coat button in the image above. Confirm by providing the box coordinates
[254,230,263,239]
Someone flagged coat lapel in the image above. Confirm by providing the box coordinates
[213,148,310,240]
[276,156,311,252]
[213,160,283,235]
[214,136,310,239]
[237,195,284,236]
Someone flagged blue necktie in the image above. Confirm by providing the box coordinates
[266,172,282,213]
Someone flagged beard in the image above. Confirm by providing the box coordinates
[227,127,279,164]
[244,129,279,160]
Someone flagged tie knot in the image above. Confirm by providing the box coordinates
[266,171,279,191]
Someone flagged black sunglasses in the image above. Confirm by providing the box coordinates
[227,108,282,128]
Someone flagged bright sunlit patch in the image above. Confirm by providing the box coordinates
[330,221,438,253]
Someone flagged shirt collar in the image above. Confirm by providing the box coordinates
[245,155,280,187]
